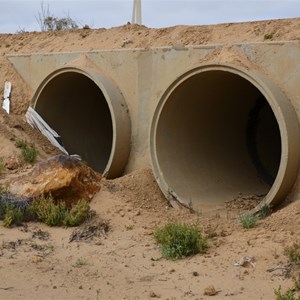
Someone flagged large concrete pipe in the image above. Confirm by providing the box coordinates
[31,67,131,178]
[150,64,300,212]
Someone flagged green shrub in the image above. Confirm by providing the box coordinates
[264,32,274,40]
[0,194,91,228]
[125,224,134,231]
[36,2,79,32]
[44,16,78,31]
[274,286,300,300]
[239,214,258,229]
[15,139,28,149]
[21,145,38,164]
[0,203,28,227]
[0,182,10,195]
[30,195,90,227]
[274,248,300,299]
[63,199,90,226]
[30,195,67,226]
[73,258,88,268]
[154,223,208,260]
[16,139,38,164]
[257,204,271,219]
[285,243,300,263]
[2,206,23,227]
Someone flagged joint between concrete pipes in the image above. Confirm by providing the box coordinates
[31,66,131,178]
[150,63,300,213]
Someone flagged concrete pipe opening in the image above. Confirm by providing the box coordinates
[32,67,131,178]
[150,64,300,212]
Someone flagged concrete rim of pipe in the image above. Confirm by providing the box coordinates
[150,63,300,213]
[31,66,131,178]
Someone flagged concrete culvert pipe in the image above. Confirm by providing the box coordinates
[32,67,131,178]
[150,64,300,213]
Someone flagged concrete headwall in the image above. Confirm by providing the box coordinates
[7,41,300,212]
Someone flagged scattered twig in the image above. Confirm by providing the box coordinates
[267,263,292,272]
[0,286,13,290]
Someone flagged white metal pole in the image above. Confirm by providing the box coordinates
[132,0,142,25]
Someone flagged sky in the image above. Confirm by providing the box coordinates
[0,0,300,34]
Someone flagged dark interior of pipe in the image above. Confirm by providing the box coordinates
[156,70,281,207]
[35,72,113,173]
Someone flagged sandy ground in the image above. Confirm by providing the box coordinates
[0,18,300,299]
[1,169,300,300]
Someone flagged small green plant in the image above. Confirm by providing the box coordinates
[274,285,300,300]
[154,223,208,260]
[264,32,274,40]
[0,202,29,228]
[21,146,38,163]
[125,224,134,231]
[285,243,300,263]
[15,139,28,149]
[0,182,10,195]
[46,243,55,251]
[73,258,88,268]
[294,275,300,291]
[239,214,258,229]
[274,247,300,299]
[257,204,271,219]
[63,199,90,226]
[2,205,23,227]
[16,139,38,164]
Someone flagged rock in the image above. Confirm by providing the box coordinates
[4,155,22,170]
[234,256,256,268]
[149,291,160,298]
[10,154,102,206]
[204,285,218,296]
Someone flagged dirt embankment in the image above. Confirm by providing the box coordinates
[1,18,300,159]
